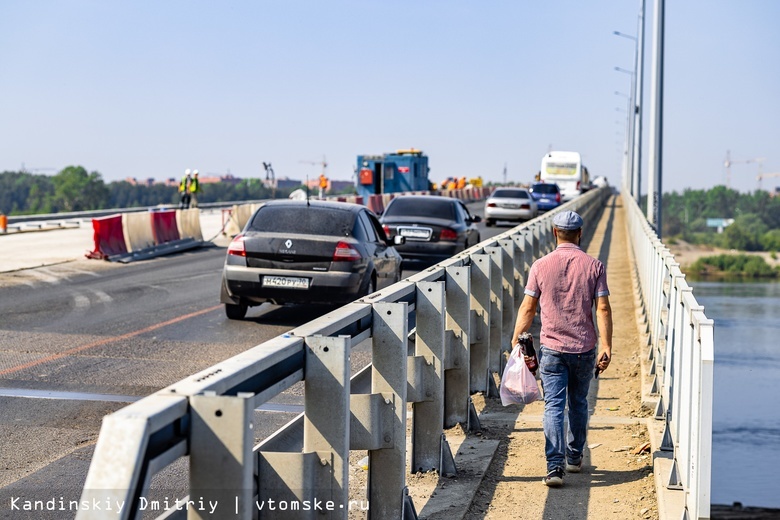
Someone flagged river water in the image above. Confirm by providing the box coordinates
[690,280,780,508]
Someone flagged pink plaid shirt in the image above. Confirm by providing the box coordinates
[524,243,609,354]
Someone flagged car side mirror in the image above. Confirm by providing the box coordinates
[393,235,406,246]
[470,215,482,223]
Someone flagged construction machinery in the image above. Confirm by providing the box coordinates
[355,149,431,198]
[723,151,765,188]
[757,172,780,193]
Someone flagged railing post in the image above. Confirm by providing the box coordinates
[189,392,255,519]
[469,254,491,393]
[77,395,189,520]
[370,302,410,519]
[485,246,504,376]
[444,266,471,426]
[304,335,351,517]
[411,282,445,473]
[498,239,517,360]
[695,315,714,519]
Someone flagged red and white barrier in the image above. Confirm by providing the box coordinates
[87,209,205,261]
[86,215,128,259]
[151,210,180,244]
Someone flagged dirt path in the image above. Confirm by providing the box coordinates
[463,194,659,519]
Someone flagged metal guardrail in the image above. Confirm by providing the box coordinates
[624,194,714,519]
[76,189,609,520]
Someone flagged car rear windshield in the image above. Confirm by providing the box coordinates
[532,184,559,194]
[492,189,529,199]
[384,197,456,220]
[247,206,355,236]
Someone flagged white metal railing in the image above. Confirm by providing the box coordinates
[624,193,714,519]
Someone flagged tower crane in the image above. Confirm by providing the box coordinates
[299,155,328,178]
[757,172,780,191]
[723,151,766,188]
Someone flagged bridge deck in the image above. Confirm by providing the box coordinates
[408,194,677,520]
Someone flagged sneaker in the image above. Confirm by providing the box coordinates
[565,459,582,473]
[543,468,564,487]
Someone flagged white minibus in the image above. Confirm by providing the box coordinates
[539,151,591,202]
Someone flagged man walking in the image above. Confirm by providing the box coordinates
[512,210,613,487]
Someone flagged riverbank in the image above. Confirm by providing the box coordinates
[667,240,780,275]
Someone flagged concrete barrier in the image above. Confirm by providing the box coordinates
[177,208,204,242]
[150,210,180,245]
[123,212,155,253]
[367,194,384,214]
[86,215,128,259]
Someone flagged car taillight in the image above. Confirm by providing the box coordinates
[555,192,561,203]
[576,181,581,190]
[333,241,362,261]
[521,203,530,209]
[440,228,458,241]
[227,234,246,257]
[382,224,391,236]
[486,202,497,207]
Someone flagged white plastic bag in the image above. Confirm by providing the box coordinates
[500,345,542,406]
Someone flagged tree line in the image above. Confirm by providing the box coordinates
[3,168,779,252]
[658,185,780,252]
[0,167,298,215]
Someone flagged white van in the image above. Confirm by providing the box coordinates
[539,151,591,201]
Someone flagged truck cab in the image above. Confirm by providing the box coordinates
[356,149,431,198]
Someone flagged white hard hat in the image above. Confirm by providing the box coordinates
[185,168,191,175]
[193,169,199,175]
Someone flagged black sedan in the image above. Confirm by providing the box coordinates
[220,200,404,319]
[380,195,481,267]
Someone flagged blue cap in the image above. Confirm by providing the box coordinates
[552,210,583,230]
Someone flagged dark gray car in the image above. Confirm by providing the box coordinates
[220,200,404,319]
[380,195,481,267]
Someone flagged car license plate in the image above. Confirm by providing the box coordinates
[399,227,432,240]
[262,276,310,289]
[501,203,520,209]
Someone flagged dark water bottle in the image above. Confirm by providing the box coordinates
[517,332,538,374]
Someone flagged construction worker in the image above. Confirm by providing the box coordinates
[456,176,467,189]
[190,170,201,208]
[179,169,192,209]
[318,174,328,199]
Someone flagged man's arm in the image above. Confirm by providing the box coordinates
[595,295,613,372]
[513,294,538,344]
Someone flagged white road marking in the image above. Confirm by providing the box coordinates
[73,293,91,308]
[90,289,113,303]
[25,269,61,285]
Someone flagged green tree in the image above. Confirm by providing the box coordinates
[721,213,767,251]
[50,166,109,212]
[760,229,780,252]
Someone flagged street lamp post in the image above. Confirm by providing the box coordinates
[615,91,632,193]
[614,66,635,198]
[614,0,646,205]
[647,0,664,236]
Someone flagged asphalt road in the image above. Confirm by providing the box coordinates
[0,201,512,516]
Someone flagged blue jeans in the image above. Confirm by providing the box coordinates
[539,346,597,472]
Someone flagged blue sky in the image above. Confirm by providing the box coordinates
[1,1,778,194]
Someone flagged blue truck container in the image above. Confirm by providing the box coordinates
[356,149,431,198]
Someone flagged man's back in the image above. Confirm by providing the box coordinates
[525,243,608,353]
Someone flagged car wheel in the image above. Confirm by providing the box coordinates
[486,218,495,227]
[225,303,247,320]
